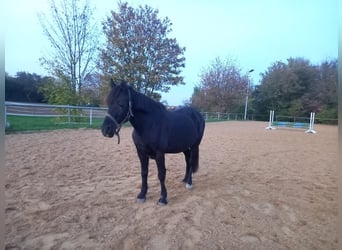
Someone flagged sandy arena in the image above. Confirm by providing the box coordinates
[5,121,337,249]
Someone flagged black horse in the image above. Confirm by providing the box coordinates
[101,79,205,205]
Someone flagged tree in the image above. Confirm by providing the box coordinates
[80,73,102,106]
[99,2,186,101]
[303,59,338,119]
[252,61,289,114]
[252,57,337,119]
[39,77,81,105]
[191,57,249,113]
[5,72,47,103]
[38,0,99,101]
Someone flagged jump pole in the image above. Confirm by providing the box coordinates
[305,112,316,134]
[265,110,275,130]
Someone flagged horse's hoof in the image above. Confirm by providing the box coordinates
[185,183,193,190]
[136,197,146,203]
[157,198,168,206]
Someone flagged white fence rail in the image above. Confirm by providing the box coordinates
[200,112,246,121]
[5,102,107,126]
[5,102,247,127]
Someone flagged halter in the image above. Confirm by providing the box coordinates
[105,88,134,144]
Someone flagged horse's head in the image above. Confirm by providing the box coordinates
[101,79,133,143]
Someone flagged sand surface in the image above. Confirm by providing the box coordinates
[5,121,337,249]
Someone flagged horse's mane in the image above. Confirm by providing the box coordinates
[131,88,166,113]
[106,87,115,106]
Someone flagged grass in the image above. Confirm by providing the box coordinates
[5,115,104,133]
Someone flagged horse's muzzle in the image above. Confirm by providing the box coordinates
[101,125,115,138]
[101,122,121,144]
[101,118,116,138]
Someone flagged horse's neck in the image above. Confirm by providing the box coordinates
[129,90,165,132]
[131,90,165,114]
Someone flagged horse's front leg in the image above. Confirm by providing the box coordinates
[155,152,168,205]
[136,147,149,203]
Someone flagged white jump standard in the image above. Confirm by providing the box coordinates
[265,110,275,130]
[305,112,316,134]
[265,110,316,134]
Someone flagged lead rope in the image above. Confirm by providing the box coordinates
[105,113,122,144]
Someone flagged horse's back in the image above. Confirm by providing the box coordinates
[173,107,205,144]
[132,107,205,154]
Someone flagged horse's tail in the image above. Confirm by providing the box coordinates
[191,110,205,174]
[190,145,199,173]
[197,115,205,145]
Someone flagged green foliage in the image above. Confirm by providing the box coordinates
[100,1,186,100]
[5,72,47,103]
[38,77,86,121]
[6,71,101,108]
[251,58,337,119]
[315,108,337,123]
[191,57,337,121]
[39,78,81,105]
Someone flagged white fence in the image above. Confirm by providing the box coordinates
[5,102,248,125]
[5,102,107,126]
[201,112,246,121]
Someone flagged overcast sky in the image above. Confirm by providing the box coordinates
[5,0,337,105]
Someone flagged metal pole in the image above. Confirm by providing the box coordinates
[68,106,71,124]
[5,104,8,128]
[243,91,249,120]
[244,69,254,120]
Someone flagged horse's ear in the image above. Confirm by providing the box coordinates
[110,79,117,88]
[119,80,128,89]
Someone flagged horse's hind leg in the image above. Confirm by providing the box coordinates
[155,152,168,205]
[182,149,193,190]
[136,147,149,203]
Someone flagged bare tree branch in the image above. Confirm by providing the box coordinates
[38,0,99,97]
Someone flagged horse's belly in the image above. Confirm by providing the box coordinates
[161,131,197,153]
[134,118,201,154]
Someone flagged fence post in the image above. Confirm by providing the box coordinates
[90,109,93,126]
[5,104,7,128]
[68,106,71,124]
